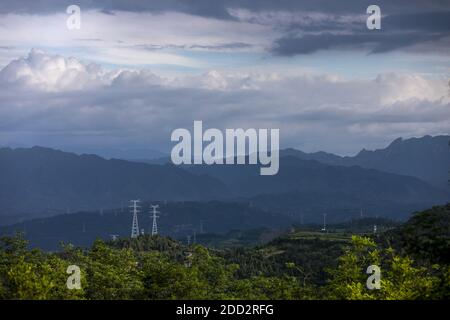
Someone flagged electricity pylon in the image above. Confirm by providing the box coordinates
[130,200,140,238]
[150,204,160,236]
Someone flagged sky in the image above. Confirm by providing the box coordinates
[0,0,449,158]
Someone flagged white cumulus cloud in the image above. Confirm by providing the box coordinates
[0,50,448,155]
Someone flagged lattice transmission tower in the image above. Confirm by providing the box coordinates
[150,204,160,236]
[130,200,141,238]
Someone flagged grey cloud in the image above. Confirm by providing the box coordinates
[1,0,448,18]
[273,11,450,55]
[189,42,252,50]
[0,0,234,19]
[280,101,450,125]
[383,11,450,32]
[273,32,447,55]
[1,1,449,56]
[0,50,448,155]
[135,42,252,52]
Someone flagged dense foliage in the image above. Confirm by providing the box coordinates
[384,204,450,265]
[0,205,448,300]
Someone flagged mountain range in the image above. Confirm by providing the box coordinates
[0,146,228,225]
[280,135,450,189]
[145,135,450,189]
[0,135,448,226]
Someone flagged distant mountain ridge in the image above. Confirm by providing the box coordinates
[185,155,448,221]
[142,135,449,189]
[281,135,450,188]
[0,136,448,226]
[0,146,230,225]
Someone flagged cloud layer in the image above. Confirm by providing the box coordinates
[0,50,448,155]
[0,1,449,68]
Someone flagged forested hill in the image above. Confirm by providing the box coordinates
[0,201,295,251]
[0,204,448,300]
[383,203,450,265]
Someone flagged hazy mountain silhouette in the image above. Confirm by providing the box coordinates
[0,138,448,226]
[0,146,230,225]
[186,155,448,220]
[281,135,450,188]
[138,135,449,189]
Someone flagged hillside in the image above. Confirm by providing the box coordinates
[383,204,450,264]
[1,204,448,300]
[0,201,294,251]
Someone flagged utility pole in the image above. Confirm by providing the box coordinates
[130,200,140,238]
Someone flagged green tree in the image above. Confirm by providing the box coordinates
[327,236,439,300]
[85,239,143,299]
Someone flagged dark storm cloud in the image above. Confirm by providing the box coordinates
[1,1,449,55]
[0,0,234,19]
[383,11,450,33]
[1,0,448,17]
[273,32,447,55]
[273,11,450,55]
